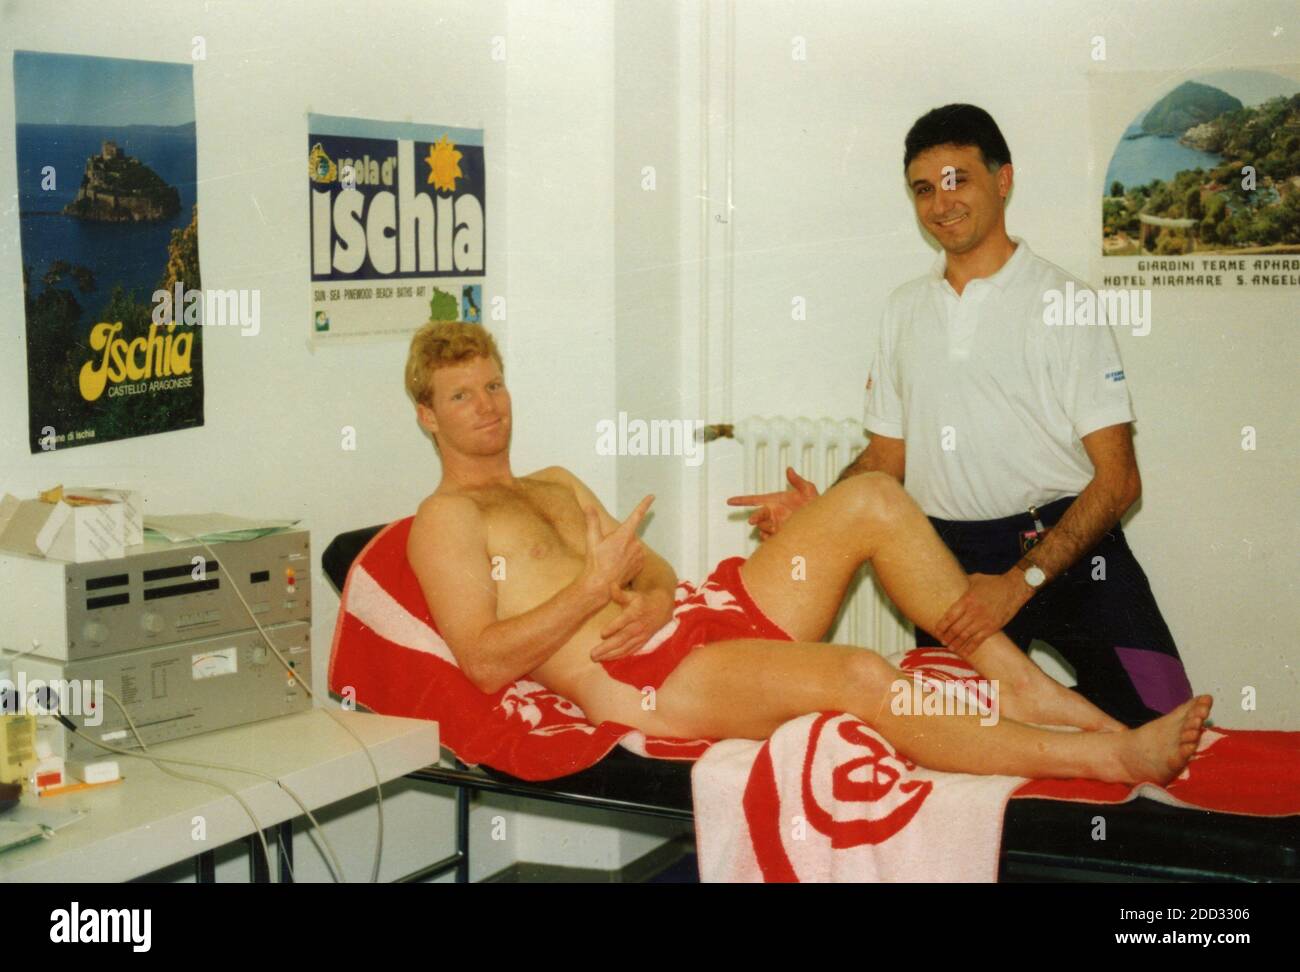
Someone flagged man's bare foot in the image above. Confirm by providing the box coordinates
[1110,695,1214,785]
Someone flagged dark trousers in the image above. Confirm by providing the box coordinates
[913,496,1193,728]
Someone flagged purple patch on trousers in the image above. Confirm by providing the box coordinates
[1114,647,1194,714]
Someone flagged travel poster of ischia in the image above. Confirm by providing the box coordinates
[1091,66,1300,290]
[308,114,486,341]
[14,51,204,454]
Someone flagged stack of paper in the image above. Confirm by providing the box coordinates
[143,513,300,544]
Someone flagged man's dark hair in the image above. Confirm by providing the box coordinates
[903,104,1012,174]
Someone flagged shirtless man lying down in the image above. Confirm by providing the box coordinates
[404,321,1212,784]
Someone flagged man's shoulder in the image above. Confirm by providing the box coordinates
[412,491,485,538]
[1014,247,1127,336]
[415,490,479,513]
[879,272,934,336]
[995,243,1109,340]
[527,465,574,485]
[1014,241,1092,294]
[526,466,605,507]
[527,465,587,496]
[885,269,934,306]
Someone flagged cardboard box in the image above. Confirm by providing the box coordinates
[0,487,143,562]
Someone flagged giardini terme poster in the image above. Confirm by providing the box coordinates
[1091,66,1300,290]
[14,51,204,453]
[308,114,486,341]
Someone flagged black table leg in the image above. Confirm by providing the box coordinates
[456,784,472,883]
[195,850,216,884]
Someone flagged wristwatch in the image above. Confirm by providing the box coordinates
[1017,556,1047,590]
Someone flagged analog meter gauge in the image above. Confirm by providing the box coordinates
[191,646,238,680]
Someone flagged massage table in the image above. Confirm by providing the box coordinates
[324,524,1300,883]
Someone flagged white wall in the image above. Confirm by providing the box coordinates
[615,0,687,571]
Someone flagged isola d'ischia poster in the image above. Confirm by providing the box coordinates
[14,50,204,453]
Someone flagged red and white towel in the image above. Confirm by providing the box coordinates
[692,711,1027,882]
[329,517,1300,880]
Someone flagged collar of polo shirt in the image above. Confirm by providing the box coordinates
[929,235,1031,293]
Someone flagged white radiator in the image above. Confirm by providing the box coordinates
[734,416,915,655]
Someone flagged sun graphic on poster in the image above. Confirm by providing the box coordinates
[424,135,464,192]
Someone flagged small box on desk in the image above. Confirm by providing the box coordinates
[0,487,143,562]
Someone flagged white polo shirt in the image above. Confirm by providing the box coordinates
[864,237,1135,521]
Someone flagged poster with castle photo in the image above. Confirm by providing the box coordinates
[13,50,204,453]
[1091,66,1300,290]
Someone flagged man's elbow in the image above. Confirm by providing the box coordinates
[464,659,509,695]
[1117,467,1142,513]
[452,642,506,695]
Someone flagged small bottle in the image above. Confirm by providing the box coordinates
[0,669,39,788]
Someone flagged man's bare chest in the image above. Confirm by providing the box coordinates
[474,483,587,565]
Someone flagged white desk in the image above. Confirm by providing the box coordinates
[0,708,439,883]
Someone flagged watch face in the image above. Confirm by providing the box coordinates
[1025,566,1046,588]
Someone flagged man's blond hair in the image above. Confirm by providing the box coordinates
[404,321,503,408]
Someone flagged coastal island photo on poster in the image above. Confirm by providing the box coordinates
[1091,65,1300,290]
[13,50,204,454]
[308,114,486,341]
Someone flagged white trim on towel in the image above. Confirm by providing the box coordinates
[347,565,458,667]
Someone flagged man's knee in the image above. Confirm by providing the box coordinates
[826,471,909,527]
[839,647,896,700]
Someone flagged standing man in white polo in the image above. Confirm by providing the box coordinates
[732,104,1193,727]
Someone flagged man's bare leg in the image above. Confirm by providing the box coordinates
[739,473,1125,731]
[627,638,1211,783]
